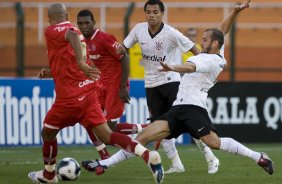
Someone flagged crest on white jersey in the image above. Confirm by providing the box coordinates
[155,42,163,50]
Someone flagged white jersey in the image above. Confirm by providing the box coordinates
[173,53,227,109]
[220,44,225,57]
[124,22,195,88]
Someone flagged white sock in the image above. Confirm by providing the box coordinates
[220,137,261,162]
[99,149,134,167]
[45,164,55,172]
[162,138,183,168]
[193,138,216,162]
[95,143,106,151]
[136,124,143,133]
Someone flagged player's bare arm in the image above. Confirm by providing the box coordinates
[119,53,130,104]
[159,61,196,73]
[189,45,200,56]
[66,29,100,80]
[116,44,128,55]
[37,67,52,78]
[219,0,251,35]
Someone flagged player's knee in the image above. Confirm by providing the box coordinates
[99,130,112,144]
[107,120,117,131]
[205,139,220,149]
[135,133,149,146]
[41,128,57,141]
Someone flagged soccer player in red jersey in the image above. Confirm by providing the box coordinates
[28,3,164,184]
[76,10,148,158]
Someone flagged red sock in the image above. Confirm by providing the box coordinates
[109,132,138,151]
[98,149,110,160]
[141,124,148,128]
[109,132,150,163]
[142,150,150,163]
[42,139,57,165]
[43,170,55,180]
[87,128,110,159]
[116,123,148,135]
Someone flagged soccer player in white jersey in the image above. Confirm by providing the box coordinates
[134,27,274,176]
[120,0,219,174]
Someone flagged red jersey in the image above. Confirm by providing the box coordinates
[45,21,96,106]
[85,29,123,86]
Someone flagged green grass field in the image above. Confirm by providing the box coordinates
[0,143,281,184]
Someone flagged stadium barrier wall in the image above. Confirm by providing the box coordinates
[208,82,282,143]
[0,78,190,146]
[0,78,281,146]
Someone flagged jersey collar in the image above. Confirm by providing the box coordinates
[148,22,164,39]
[91,29,99,40]
[216,54,223,58]
[56,21,71,25]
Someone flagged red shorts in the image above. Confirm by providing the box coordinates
[97,84,125,121]
[44,92,106,129]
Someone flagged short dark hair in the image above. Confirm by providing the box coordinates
[144,0,165,12]
[77,9,95,22]
[204,28,224,49]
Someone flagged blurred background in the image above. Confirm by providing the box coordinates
[1,0,282,81]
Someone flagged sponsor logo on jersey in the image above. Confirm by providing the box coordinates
[142,54,166,62]
[78,96,86,101]
[112,41,120,49]
[89,54,101,60]
[54,26,69,32]
[79,79,95,87]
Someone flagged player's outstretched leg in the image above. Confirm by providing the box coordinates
[162,139,185,174]
[193,138,219,174]
[219,137,274,175]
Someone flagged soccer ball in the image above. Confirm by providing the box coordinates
[56,157,81,181]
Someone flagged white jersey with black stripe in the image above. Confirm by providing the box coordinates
[124,22,195,88]
[173,53,227,109]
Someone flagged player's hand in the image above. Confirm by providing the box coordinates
[119,85,130,104]
[116,44,127,55]
[78,62,101,81]
[235,0,251,11]
[159,62,174,72]
[37,67,52,78]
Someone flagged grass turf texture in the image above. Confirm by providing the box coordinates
[0,143,281,184]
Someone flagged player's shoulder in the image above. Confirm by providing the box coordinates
[95,29,117,42]
[197,53,226,63]
[163,23,178,32]
[97,30,115,38]
[162,23,182,37]
[133,22,148,30]
[46,21,76,34]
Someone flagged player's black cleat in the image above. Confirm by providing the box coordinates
[81,160,107,176]
[257,152,274,175]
